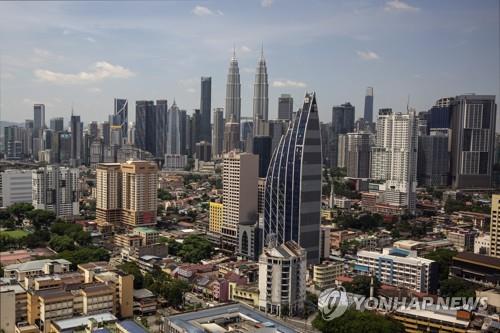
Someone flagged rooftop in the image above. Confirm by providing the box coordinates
[4,259,71,272]
[453,252,500,269]
[51,313,117,331]
[117,320,149,333]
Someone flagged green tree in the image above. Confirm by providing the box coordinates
[424,248,457,283]
[440,277,475,298]
[58,247,110,268]
[28,209,56,230]
[7,203,34,221]
[49,235,75,252]
[118,262,144,289]
[312,309,405,333]
[177,235,213,263]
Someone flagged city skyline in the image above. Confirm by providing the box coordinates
[0,1,498,126]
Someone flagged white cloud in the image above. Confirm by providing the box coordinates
[272,80,306,88]
[192,5,214,16]
[356,50,380,60]
[85,37,96,43]
[384,0,419,12]
[34,61,135,84]
[34,48,51,58]
[88,87,102,93]
[261,0,273,8]
[32,48,64,62]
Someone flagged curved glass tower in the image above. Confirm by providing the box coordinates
[263,92,322,264]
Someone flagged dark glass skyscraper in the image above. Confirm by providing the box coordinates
[329,102,355,168]
[363,87,374,123]
[70,114,83,166]
[135,100,155,154]
[114,98,128,141]
[155,100,168,157]
[200,77,212,143]
[278,94,293,121]
[50,117,64,132]
[252,135,272,178]
[33,104,46,138]
[263,92,322,264]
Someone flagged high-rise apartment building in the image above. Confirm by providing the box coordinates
[450,94,496,189]
[329,102,355,167]
[212,108,224,158]
[252,49,269,136]
[264,92,322,265]
[200,77,212,143]
[4,126,25,160]
[258,241,306,316]
[225,50,241,123]
[32,166,80,217]
[370,109,418,213]
[33,104,46,138]
[221,151,258,249]
[363,87,374,123]
[0,169,33,208]
[278,94,293,121]
[491,194,500,258]
[346,132,372,178]
[96,163,122,229]
[114,98,128,141]
[209,202,223,234]
[417,131,449,186]
[223,116,240,153]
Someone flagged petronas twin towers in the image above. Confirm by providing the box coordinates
[223,46,269,152]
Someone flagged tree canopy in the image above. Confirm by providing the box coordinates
[312,309,405,333]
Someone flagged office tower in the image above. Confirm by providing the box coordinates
[346,132,372,178]
[329,102,355,168]
[200,77,212,142]
[24,120,34,158]
[0,170,33,208]
[223,116,240,153]
[239,221,261,261]
[428,101,451,130]
[89,121,99,141]
[212,108,224,158]
[188,109,201,156]
[417,111,429,136]
[70,114,83,166]
[41,129,54,150]
[222,151,258,249]
[241,120,254,152]
[179,109,188,156]
[278,94,293,121]
[417,131,449,186]
[155,99,168,158]
[4,126,25,160]
[268,120,286,154]
[264,92,322,265]
[195,141,212,162]
[114,98,128,141]
[167,101,182,155]
[135,100,156,154]
[491,194,500,258]
[257,178,266,217]
[337,134,347,168]
[252,136,272,178]
[436,97,454,108]
[450,94,496,189]
[371,110,418,213]
[33,104,45,138]
[225,50,241,123]
[96,161,158,229]
[320,123,331,166]
[110,125,122,147]
[127,122,135,145]
[363,87,374,123]
[32,166,79,217]
[49,117,64,132]
[258,241,306,316]
[253,48,269,136]
[101,121,110,146]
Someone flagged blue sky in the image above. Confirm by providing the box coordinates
[0,0,498,126]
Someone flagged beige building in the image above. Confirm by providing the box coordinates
[3,259,71,282]
[0,289,16,333]
[209,202,223,234]
[491,194,500,258]
[222,152,258,249]
[313,261,344,290]
[96,161,158,230]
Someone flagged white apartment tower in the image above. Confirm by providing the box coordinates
[0,170,33,208]
[32,166,80,217]
[371,110,418,213]
[222,151,258,249]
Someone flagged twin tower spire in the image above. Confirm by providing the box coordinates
[225,44,269,138]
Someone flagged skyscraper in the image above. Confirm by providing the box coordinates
[223,116,240,153]
[222,151,258,250]
[70,114,83,167]
[33,104,46,138]
[212,108,224,158]
[114,98,128,141]
[329,102,355,167]
[135,100,156,155]
[363,87,374,123]
[167,101,182,155]
[252,48,269,136]
[50,117,64,132]
[252,136,272,178]
[200,77,212,143]
[278,94,293,121]
[417,131,449,187]
[450,94,496,189]
[491,194,500,258]
[371,109,418,213]
[346,132,372,178]
[155,100,168,158]
[263,92,322,265]
[225,50,241,123]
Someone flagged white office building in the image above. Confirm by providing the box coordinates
[355,248,438,293]
[258,241,306,316]
[0,169,33,208]
[32,166,80,217]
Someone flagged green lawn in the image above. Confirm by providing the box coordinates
[0,229,30,239]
